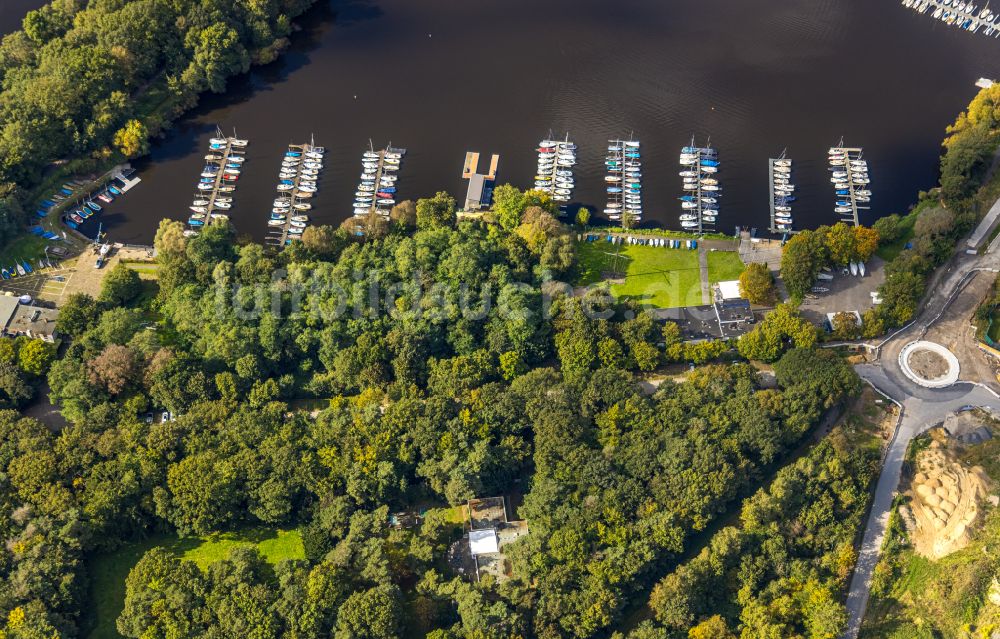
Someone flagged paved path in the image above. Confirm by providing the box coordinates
[697,248,710,304]
[840,244,1000,639]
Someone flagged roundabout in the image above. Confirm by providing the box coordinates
[898,340,961,389]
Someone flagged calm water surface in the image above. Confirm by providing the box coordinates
[17,0,1000,240]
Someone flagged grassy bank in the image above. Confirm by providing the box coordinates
[84,528,304,639]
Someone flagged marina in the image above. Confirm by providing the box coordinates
[72,0,1000,242]
[532,134,577,211]
[768,151,796,236]
[901,0,1000,37]
[266,141,324,247]
[604,137,643,224]
[352,143,407,218]
[828,142,870,227]
[187,131,248,234]
[678,140,720,233]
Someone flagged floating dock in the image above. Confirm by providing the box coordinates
[768,150,796,235]
[901,0,1000,37]
[187,130,247,234]
[533,134,576,212]
[463,152,499,211]
[266,142,324,247]
[829,142,870,227]
[605,137,643,224]
[352,143,406,218]
[678,139,718,234]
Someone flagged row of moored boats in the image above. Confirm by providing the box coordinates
[678,143,720,230]
[770,155,795,232]
[188,136,248,231]
[533,137,577,204]
[829,147,871,221]
[268,144,324,240]
[353,147,404,217]
[902,0,1000,36]
[605,139,643,221]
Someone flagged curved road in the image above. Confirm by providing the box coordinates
[841,247,1000,639]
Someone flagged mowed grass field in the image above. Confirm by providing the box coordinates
[575,240,702,308]
[85,528,304,639]
[706,250,745,283]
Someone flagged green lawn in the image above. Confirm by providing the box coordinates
[575,240,702,308]
[0,233,51,268]
[876,209,919,262]
[706,250,745,284]
[84,528,304,639]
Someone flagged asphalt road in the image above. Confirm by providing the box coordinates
[840,246,1000,639]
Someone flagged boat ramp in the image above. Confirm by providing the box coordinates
[186,131,247,234]
[901,0,1000,37]
[266,142,324,247]
[828,142,870,227]
[768,150,796,236]
[352,144,406,218]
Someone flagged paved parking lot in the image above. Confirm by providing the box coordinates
[798,257,886,327]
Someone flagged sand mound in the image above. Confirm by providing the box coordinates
[905,441,991,559]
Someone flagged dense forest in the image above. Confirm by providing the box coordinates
[0,195,863,638]
[0,0,318,245]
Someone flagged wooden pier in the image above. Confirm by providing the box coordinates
[767,151,796,236]
[353,144,406,218]
[266,142,324,248]
[462,151,499,212]
[829,144,868,227]
[679,140,716,235]
[187,132,247,234]
[901,0,1000,37]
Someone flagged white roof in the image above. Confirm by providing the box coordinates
[469,529,499,555]
[718,280,742,300]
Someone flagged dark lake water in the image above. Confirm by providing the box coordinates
[15,0,1000,241]
[0,0,41,35]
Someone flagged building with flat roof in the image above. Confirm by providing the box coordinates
[464,496,528,582]
[0,295,59,342]
[462,152,499,211]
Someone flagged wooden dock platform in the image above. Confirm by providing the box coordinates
[187,133,248,234]
[829,145,868,227]
[265,142,324,248]
[353,144,406,219]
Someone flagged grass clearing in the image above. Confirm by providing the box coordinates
[706,250,744,284]
[574,240,702,308]
[876,208,920,262]
[0,233,51,268]
[84,528,304,639]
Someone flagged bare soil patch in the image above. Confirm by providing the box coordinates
[901,435,991,560]
[908,349,949,380]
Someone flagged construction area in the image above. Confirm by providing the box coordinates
[900,421,995,560]
[448,496,528,582]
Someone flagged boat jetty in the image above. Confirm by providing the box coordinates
[266,141,324,247]
[901,0,1000,37]
[828,141,870,227]
[353,143,406,219]
[533,134,577,210]
[768,150,795,236]
[187,130,247,235]
[605,137,642,223]
[678,139,720,233]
